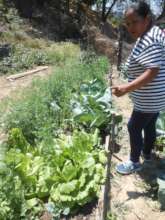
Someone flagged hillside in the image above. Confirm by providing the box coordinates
[0,1,129,75]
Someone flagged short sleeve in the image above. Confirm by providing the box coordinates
[135,43,163,69]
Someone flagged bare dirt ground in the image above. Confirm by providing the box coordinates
[111,69,165,220]
[0,66,164,220]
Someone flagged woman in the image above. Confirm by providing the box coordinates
[112,1,165,174]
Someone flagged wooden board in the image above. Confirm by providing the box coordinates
[6,66,49,80]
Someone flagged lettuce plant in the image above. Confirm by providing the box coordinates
[4,128,107,216]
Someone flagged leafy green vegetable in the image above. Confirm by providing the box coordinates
[155,113,165,152]
[3,128,106,217]
[70,79,122,134]
[7,128,30,153]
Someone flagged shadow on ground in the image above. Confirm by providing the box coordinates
[126,155,165,203]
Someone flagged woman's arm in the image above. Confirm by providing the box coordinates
[112,67,159,97]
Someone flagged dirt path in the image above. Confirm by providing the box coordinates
[111,70,165,220]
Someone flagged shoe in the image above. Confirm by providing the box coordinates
[116,160,142,175]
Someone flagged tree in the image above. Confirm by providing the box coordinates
[102,0,118,22]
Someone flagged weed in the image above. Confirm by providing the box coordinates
[107,211,118,220]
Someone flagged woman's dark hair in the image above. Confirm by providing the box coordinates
[125,1,153,19]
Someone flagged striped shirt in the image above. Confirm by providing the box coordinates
[126,25,165,113]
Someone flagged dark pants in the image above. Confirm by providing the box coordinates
[127,110,159,163]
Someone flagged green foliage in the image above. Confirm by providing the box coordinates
[49,130,106,210]
[157,112,165,132]
[70,79,122,133]
[5,7,23,26]
[4,83,58,145]
[0,173,25,220]
[0,54,111,219]
[7,128,30,153]
[0,44,49,75]
[107,211,118,220]
[0,29,112,218]
[155,112,165,152]
[0,42,82,75]
[46,42,80,65]
[0,171,44,220]
[3,56,109,144]
[109,16,122,28]
[0,1,81,76]
[155,136,165,152]
[3,128,106,218]
[120,63,128,80]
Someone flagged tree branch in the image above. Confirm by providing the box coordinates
[156,0,165,20]
[103,0,118,22]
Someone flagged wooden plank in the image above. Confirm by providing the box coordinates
[6,66,49,80]
[101,114,116,220]
[102,135,111,220]
[94,135,111,220]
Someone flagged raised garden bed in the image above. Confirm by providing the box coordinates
[0,57,122,219]
[40,133,115,220]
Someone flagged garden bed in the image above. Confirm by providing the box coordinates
[0,54,122,220]
[40,134,114,220]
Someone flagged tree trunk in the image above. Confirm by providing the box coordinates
[102,0,118,22]
[104,0,117,22]
[102,0,107,22]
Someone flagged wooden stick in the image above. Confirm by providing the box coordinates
[103,114,120,219]
[94,135,111,220]
[102,135,111,220]
[6,66,49,80]
[113,154,123,162]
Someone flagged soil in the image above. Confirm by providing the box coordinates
[0,66,165,220]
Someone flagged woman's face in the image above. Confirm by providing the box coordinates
[124,9,150,39]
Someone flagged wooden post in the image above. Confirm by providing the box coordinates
[102,114,116,220]
[102,135,111,220]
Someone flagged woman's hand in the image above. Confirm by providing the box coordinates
[112,68,159,97]
[112,85,129,97]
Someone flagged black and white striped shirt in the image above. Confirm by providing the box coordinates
[126,26,165,113]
